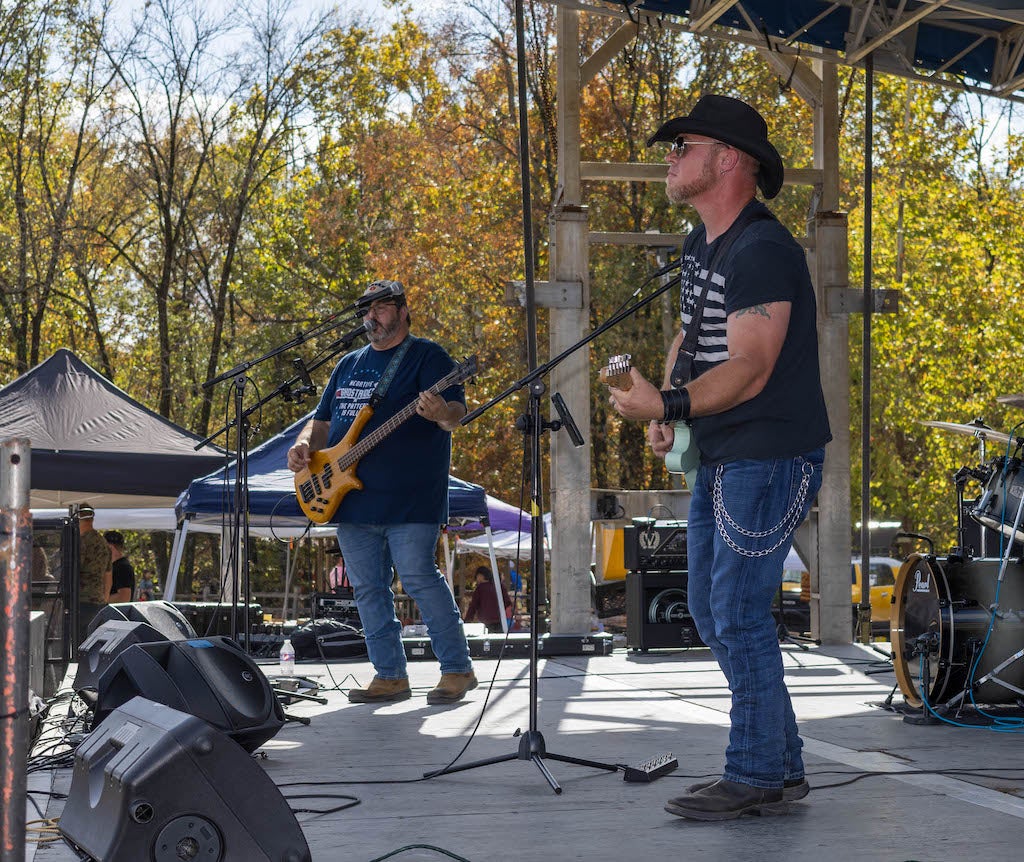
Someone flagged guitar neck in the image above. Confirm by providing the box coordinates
[337,377,453,470]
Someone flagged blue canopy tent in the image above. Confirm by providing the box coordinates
[167,413,493,604]
[174,412,487,528]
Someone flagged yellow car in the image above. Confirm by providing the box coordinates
[851,556,900,636]
[778,556,900,637]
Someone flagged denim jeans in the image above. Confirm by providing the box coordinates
[335,522,472,679]
[685,449,824,789]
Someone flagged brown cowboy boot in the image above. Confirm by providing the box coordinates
[347,676,411,704]
[426,671,478,704]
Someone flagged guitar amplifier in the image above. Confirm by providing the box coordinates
[311,592,360,621]
[625,571,703,651]
[623,518,688,573]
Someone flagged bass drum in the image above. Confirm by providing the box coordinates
[891,554,1024,708]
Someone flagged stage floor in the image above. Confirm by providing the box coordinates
[27,641,1024,862]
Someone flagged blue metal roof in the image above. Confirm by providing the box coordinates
[634,1,1024,99]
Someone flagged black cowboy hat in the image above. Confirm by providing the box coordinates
[647,94,785,199]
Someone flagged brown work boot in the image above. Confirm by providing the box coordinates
[347,676,411,704]
[426,671,478,704]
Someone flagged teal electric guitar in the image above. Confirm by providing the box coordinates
[600,353,699,489]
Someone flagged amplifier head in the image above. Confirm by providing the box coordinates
[623,518,688,572]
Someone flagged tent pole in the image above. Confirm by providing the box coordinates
[163,518,190,601]
[484,523,509,633]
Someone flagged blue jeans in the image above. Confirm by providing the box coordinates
[686,449,824,789]
[335,522,472,679]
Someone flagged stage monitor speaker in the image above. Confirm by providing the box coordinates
[95,636,284,752]
[73,620,167,692]
[59,696,310,862]
[625,571,703,651]
[89,599,197,641]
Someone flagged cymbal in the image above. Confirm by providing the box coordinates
[920,420,1013,445]
[997,393,1024,409]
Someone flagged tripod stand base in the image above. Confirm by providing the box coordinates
[776,623,818,650]
[424,730,619,795]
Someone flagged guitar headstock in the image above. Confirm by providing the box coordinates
[599,353,633,391]
[454,355,478,383]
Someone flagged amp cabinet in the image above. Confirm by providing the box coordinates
[625,571,703,651]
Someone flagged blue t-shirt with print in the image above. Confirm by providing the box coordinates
[313,336,466,524]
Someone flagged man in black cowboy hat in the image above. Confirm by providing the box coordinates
[287,279,476,705]
[608,94,831,820]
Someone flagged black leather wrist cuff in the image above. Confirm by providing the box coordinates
[661,388,691,422]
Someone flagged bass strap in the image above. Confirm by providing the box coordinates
[669,206,775,388]
[368,336,413,409]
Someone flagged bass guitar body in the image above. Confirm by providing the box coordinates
[663,420,699,491]
[294,407,373,525]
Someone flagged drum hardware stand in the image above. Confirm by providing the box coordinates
[944,646,1024,711]
[952,464,989,559]
[902,631,942,725]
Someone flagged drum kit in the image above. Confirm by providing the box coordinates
[890,404,1024,713]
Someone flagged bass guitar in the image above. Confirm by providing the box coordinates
[294,355,478,524]
[599,353,699,490]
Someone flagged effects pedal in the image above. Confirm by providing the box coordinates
[622,752,678,783]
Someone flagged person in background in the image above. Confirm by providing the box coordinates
[508,561,523,594]
[326,546,352,594]
[104,531,136,604]
[136,573,155,601]
[463,566,512,634]
[77,505,111,637]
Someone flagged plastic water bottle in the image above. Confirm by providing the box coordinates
[279,637,295,676]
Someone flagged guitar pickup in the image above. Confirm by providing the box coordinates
[298,482,315,504]
[320,462,333,488]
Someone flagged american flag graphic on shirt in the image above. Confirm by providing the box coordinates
[679,249,730,367]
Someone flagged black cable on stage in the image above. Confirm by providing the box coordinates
[368,845,475,862]
[284,792,361,816]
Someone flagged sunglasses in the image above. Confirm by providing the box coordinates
[670,137,724,156]
[361,299,398,315]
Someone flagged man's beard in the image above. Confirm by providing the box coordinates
[369,318,401,344]
[666,158,717,205]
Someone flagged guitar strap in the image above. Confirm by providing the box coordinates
[368,336,413,409]
[669,206,775,388]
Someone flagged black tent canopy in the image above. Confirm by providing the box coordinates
[0,348,226,507]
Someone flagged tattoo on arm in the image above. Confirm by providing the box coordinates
[735,304,772,319]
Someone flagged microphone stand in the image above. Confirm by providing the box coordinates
[424,263,682,794]
[195,314,373,653]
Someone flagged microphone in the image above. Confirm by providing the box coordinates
[291,357,316,399]
[338,318,377,343]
